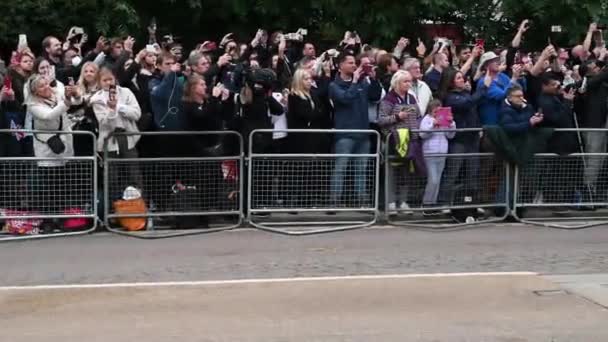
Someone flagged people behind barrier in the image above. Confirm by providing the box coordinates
[2,18,608,230]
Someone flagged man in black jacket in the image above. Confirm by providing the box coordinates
[580,60,608,200]
[537,74,581,211]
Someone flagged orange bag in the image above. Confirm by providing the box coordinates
[113,198,147,231]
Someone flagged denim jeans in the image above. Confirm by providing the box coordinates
[330,136,371,205]
[423,156,446,205]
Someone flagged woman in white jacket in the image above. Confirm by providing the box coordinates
[28,74,82,164]
[27,74,83,217]
[90,67,141,154]
[90,67,143,194]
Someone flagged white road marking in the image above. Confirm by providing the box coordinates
[0,272,537,291]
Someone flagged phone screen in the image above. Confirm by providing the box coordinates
[4,76,12,90]
[436,107,452,127]
[109,85,117,101]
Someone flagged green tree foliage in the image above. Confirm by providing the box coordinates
[0,0,603,53]
[0,0,139,50]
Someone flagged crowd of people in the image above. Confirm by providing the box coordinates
[1,19,608,226]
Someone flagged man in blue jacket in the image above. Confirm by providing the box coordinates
[149,52,184,131]
[477,52,522,125]
[498,85,543,217]
[328,53,382,208]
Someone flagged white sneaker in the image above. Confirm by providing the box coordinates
[400,202,413,215]
[388,202,397,214]
[476,208,486,215]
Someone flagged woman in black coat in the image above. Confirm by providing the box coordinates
[175,75,234,227]
[287,69,327,154]
[286,68,330,207]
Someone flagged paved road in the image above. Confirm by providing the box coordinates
[3,274,608,342]
[2,224,608,286]
[3,225,608,341]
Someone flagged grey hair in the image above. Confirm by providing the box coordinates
[188,52,208,68]
[28,74,49,96]
[25,74,51,105]
[401,58,420,71]
[389,70,412,91]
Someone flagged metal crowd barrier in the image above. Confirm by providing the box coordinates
[512,128,608,229]
[104,131,244,238]
[0,130,97,241]
[384,129,510,229]
[247,129,381,235]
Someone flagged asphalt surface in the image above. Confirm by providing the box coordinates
[3,274,608,342]
[2,224,608,286]
[3,225,608,341]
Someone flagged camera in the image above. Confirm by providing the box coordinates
[283,28,308,42]
[283,33,303,42]
[436,37,452,49]
[240,67,276,95]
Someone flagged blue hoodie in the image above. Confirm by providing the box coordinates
[476,73,513,125]
[149,72,184,130]
[329,75,382,137]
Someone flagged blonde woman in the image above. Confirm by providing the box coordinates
[68,61,100,156]
[77,61,100,104]
[90,67,143,196]
[287,69,325,154]
[286,68,328,207]
[89,67,141,155]
[28,74,81,163]
[27,74,83,217]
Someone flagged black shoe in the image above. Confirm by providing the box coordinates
[253,212,270,217]
[40,221,58,234]
[552,206,571,215]
[422,210,441,216]
[494,208,507,217]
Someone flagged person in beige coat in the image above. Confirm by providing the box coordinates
[27,74,84,216]
[89,67,141,154]
[90,67,143,196]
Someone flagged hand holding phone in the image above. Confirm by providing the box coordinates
[1,77,15,101]
[149,17,157,33]
[107,85,118,112]
[4,75,12,91]
[17,34,28,52]
[435,107,453,127]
